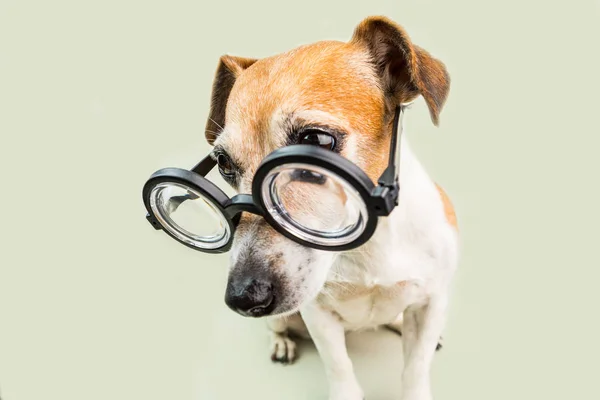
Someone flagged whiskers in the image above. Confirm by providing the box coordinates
[209,117,225,131]
[206,118,225,140]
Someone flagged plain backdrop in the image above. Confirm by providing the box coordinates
[1,1,599,399]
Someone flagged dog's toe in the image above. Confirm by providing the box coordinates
[270,332,297,364]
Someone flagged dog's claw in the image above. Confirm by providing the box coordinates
[270,333,297,365]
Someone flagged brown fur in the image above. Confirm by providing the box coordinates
[205,55,258,144]
[436,184,458,229]
[351,16,451,125]
[204,16,452,245]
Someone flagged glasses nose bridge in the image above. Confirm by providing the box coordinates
[223,194,263,220]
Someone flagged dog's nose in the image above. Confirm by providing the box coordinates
[225,277,274,317]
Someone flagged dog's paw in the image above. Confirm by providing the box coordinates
[270,332,297,364]
[400,388,432,400]
[329,381,364,400]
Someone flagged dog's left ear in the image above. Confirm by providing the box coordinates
[205,55,258,144]
[351,16,450,125]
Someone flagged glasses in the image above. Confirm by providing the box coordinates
[142,106,404,253]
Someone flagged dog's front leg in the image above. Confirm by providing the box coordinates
[301,302,364,400]
[400,296,448,400]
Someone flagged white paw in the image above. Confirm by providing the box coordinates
[329,381,364,400]
[401,394,432,400]
[270,332,297,364]
[400,384,432,400]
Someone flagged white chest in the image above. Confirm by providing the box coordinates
[317,280,427,331]
[312,137,455,331]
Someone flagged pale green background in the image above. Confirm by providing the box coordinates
[1,1,599,399]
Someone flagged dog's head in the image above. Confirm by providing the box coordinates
[205,16,450,317]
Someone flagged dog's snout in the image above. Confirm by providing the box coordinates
[225,277,274,317]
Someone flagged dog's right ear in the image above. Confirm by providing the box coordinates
[205,55,258,144]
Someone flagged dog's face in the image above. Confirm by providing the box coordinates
[205,16,450,317]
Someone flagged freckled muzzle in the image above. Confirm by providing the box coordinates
[141,107,405,253]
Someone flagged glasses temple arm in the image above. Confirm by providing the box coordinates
[191,155,217,176]
[377,105,404,188]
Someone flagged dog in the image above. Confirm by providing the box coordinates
[204,15,458,400]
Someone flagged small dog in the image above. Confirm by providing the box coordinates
[205,16,458,400]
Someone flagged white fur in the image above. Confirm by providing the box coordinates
[268,132,459,400]
[217,86,458,399]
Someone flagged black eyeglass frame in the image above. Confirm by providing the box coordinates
[142,106,404,253]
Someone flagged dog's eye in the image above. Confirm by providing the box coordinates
[299,130,336,151]
[217,153,235,177]
[290,169,327,185]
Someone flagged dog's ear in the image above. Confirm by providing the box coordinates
[351,16,450,125]
[205,55,258,144]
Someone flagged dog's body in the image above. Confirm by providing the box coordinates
[205,16,458,400]
[268,136,459,400]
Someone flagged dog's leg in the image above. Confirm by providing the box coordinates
[386,312,404,335]
[386,313,444,351]
[301,303,364,400]
[267,315,299,364]
[400,296,448,400]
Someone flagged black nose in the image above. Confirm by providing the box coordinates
[225,277,274,317]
